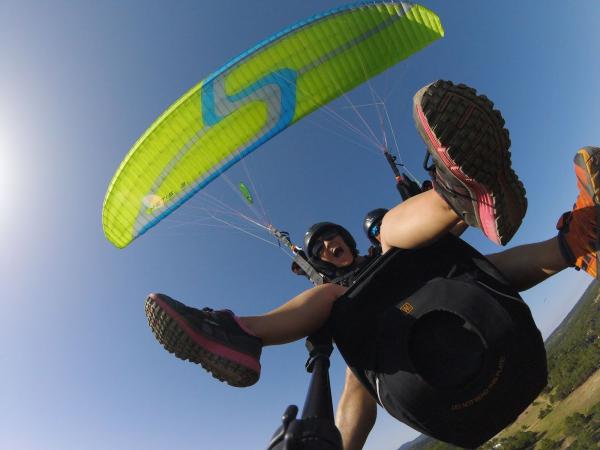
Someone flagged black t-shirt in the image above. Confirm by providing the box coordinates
[329,254,376,287]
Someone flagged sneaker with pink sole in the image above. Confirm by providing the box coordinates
[145,293,262,387]
[413,80,527,245]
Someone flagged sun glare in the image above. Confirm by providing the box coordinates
[0,116,21,235]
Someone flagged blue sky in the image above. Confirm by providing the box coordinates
[2,1,600,449]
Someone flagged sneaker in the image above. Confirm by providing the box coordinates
[413,80,527,245]
[556,147,600,278]
[145,293,262,387]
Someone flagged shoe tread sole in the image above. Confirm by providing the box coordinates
[145,296,259,387]
[572,147,600,277]
[414,80,527,245]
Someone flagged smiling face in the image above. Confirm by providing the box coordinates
[316,234,355,268]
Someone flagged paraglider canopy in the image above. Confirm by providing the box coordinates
[102,1,444,248]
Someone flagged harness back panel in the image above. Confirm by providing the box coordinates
[329,235,547,448]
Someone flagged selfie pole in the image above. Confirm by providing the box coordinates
[266,327,343,450]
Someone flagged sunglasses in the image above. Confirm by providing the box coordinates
[311,230,340,258]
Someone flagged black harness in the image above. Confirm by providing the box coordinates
[327,256,375,287]
[328,235,547,448]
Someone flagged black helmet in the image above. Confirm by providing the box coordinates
[363,208,388,245]
[304,222,357,275]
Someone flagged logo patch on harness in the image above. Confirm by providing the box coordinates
[399,302,414,315]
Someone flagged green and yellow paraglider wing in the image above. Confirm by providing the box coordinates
[102,2,444,248]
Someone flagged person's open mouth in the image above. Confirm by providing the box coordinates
[332,247,344,258]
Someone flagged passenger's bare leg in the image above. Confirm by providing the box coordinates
[380,189,461,253]
[336,368,377,450]
[486,237,569,292]
[240,283,347,345]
